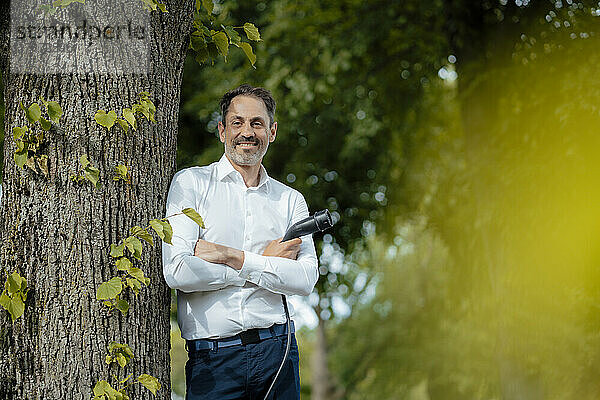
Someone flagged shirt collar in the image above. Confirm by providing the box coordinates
[216,154,271,192]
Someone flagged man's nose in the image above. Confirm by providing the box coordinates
[241,122,255,136]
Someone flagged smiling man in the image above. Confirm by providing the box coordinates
[163,84,318,399]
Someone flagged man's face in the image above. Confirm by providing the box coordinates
[218,95,277,167]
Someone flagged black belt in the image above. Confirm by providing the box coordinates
[186,322,295,352]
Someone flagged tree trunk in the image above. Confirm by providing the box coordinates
[311,307,335,400]
[0,1,194,399]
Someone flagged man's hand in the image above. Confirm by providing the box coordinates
[194,239,244,270]
[262,238,302,260]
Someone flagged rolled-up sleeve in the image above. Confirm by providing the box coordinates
[162,170,245,293]
[237,193,319,296]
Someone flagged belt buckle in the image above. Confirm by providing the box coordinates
[239,329,261,345]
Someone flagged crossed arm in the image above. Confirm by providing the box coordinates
[193,237,302,270]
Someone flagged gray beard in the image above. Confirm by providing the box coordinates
[225,142,268,166]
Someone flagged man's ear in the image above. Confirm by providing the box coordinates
[218,121,226,143]
[269,122,278,143]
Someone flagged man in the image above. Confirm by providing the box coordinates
[163,84,319,399]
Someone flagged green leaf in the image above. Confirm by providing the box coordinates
[243,23,261,41]
[238,42,256,67]
[114,164,128,182]
[96,277,123,300]
[26,103,42,124]
[93,380,120,398]
[161,220,173,245]
[190,32,207,52]
[110,243,125,258]
[46,101,63,123]
[79,154,90,168]
[213,31,229,58]
[124,236,143,260]
[137,374,161,395]
[7,272,25,296]
[116,298,129,315]
[157,3,167,12]
[116,119,129,134]
[122,108,136,130]
[0,292,10,311]
[84,165,101,189]
[195,47,209,65]
[126,277,142,295]
[12,126,27,140]
[39,117,52,131]
[223,25,241,45]
[149,219,164,240]
[202,0,213,14]
[130,226,153,246]
[7,297,25,321]
[115,257,132,272]
[128,268,149,286]
[120,373,133,384]
[14,147,28,169]
[182,208,205,228]
[94,110,118,130]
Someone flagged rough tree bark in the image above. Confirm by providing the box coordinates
[0,1,194,398]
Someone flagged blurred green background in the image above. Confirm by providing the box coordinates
[169,1,600,399]
[2,1,599,399]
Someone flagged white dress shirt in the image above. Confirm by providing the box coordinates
[162,154,319,340]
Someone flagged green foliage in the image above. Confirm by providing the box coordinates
[190,1,261,66]
[71,154,101,189]
[105,342,134,368]
[97,208,203,313]
[113,165,130,184]
[181,207,205,228]
[13,98,62,176]
[93,342,160,399]
[139,0,167,13]
[94,92,156,132]
[0,272,28,322]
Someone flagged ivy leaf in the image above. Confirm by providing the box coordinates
[223,25,241,45]
[26,103,42,124]
[195,47,209,65]
[161,220,173,245]
[116,119,129,134]
[93,380,119,397]
[96,277,123,300]
[237,42,256,67]
[46,101,63,123]
[7,297,25,321]
[137,374,161,395]
[128,267,149,286]
[115,257,132,272]
[120,373,133,385]
[114,164,128,182]
[126,277,142,295]
[79,154,90,168]
[7,272,25,295]
[243,23,261,41]
[182,208,205,228]
[213,31,229,58]
[124,236,143,260]
[122,108,136,130]
[149,219,164,240]
[130,226,153,246]
[94,110,118,130]
[14,147,28,169]
[190,32,207,52]
[116,298,129,316]
[0,293,10,310]
[84,165,101,189]
[201,0,213,14]
[110,243,125,258]
[39,117,52,131]
[12,126,27,140]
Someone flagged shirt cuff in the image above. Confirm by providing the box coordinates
[238,251,266,284]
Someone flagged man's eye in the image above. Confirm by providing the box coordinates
[252,122,263,127]
[232,121,242,126]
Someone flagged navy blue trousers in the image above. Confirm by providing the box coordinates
[185,334,300,400]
